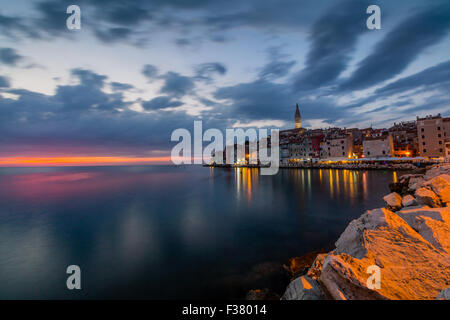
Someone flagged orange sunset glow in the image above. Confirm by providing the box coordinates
[0,156,174,167]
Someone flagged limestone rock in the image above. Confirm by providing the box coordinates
[281,276,324,300]
[426,174,450,204]
[321,208,450,300]
[408,176,425,191]
[436,288,450,300]
[424,164,450,181]
[383,192,402,211]
[397,206,450,253]
[402,195,417,207]
[284,251,325,279]
[415,187,441,207]
[307,253,326,281]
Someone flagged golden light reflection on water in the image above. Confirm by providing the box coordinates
[225,167,399,206]
[233,167,259,202]
[393,171,398,183]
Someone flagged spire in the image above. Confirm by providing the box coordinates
[295,103,302,129]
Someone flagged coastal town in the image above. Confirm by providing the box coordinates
[211,105,450,169]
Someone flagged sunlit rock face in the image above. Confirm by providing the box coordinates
[401,194,417,207]
[383,192,402,211]
[415,187,442,207]
[283,164,450,300]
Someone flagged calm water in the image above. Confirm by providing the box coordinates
[0,165,399,299]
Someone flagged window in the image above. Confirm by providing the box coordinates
[438,127,441,130]
[439,141,442,145]
[421,128,424,132]
[422,135,425,139]
[423,142,426,146]
[440,149,443,153]
[423,149,427,153]
[368,151,371,155]
[342,152,345,156]
[438,134,442,138]
[382,150,386,155]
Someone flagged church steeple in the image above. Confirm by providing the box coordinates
[294,103,302,129]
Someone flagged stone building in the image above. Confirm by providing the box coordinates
[417,114,450,159]
[320,129,353,159]
[363,134,394,158]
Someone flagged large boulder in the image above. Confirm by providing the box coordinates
[307,253,327,281]
[402,195,417,207]
[415,187,441,207]
[383,192,402,211]
[408,176,426,192]
[397,207,450,253]
[281,276,324,300]
[320,208,450,300]
[426,174,450,205]
[424,164,450,181]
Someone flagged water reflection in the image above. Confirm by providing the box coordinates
[225,168,390,207]
[0,166,402,299]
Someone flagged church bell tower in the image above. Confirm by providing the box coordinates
[294,103,302,129]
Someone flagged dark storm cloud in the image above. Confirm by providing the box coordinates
[111,82,134,92]
[0,13,39,39]
[54,69,125,112]
[0,48,23,66]
[259,47,296,81]
[141,96,183,110]
[142,64,159,81]
[0,68,198,153]
[341,3,450,91]
[0,76,10,87]
[19,0,334,45]
[194,63,227,82]
[291,0,369,91]
[375,60,450,96]
[160,72,195,98]
[214,79,348,124]
[71,68,107,88]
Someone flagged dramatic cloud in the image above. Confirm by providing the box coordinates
[259,47,296,81]
[194,62,227,82]
[0,48,23,66]
[375,60,450,96]
[292,0,369,91]
[142,64,159,81]
[0,0,449,158]
[0,68,197,155]
[111,82,134,92]
[214,79,349,124]
[160,72,195,98]
[341,3,450,91]
[141,96,183,110]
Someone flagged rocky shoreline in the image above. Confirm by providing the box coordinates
[248,163,450,300]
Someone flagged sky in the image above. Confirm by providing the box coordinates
[0,0,449,165]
